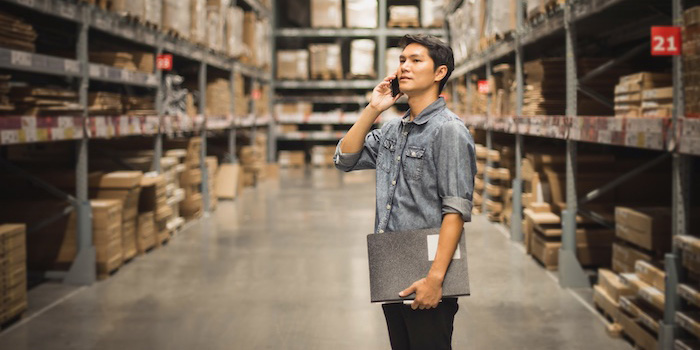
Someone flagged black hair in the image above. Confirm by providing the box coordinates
[398,34,455,94]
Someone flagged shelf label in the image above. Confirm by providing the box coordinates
[10,51,31,67]
[651,26,681,56]
[57,3,75,19]
[156,54,173,71]
[64,60,80,74]
[478,80,489,94]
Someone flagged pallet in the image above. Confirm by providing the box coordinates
[311,71,343,81]
[97,259,122,280]
[388,19,420,28]
[0,310,24,330]
[97,266,120,281]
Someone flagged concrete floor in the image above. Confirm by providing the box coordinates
[0,168,631,349]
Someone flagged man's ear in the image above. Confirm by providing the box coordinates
[434,65,448,83]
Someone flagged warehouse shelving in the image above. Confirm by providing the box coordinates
[0,0,274,287]
[446,0,696,348]
[273,0,447,147]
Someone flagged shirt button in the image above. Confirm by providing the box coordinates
[378,230,384,233]
[391,180,396,186]
[386,204,391,210]
[403,132,408,136]
[396,156,401,161]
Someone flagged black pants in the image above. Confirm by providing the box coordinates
[382,298,459,350]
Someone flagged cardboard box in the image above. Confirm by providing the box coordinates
[592,284,619,320]
[619,296,662,334]
[136,212,155,252]
[530,233,611,268]
[598,268,633,302]
[677,312,700,339]
[388,5,419,25]
[276,50,309,80]
[68,199,122,230]
[225,6,245,58]
[162,0,191,39]
[617,307,658,350]
[612,242,653,273]
[675,235,700,255]
[679,284,700,308]
[675,339,700,350]
[97,188,142,221]
[615,207,672,252]
[386,47,402,76]
[121,219,137,260]
[279,151,306,168]
[345,0,377,28]
[309,44,342,79]
[91,171,143,189]
[421,0,446,28]
[635,260,665,292]
[311,0,342,28]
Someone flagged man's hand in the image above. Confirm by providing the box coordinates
[368,74,404,113]
[399,275,443,310]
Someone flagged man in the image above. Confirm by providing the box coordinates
[333,34,476,350]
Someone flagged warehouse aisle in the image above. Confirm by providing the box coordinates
[0,168,630,350]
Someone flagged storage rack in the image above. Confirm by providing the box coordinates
[272,0,448,150]
[0,0,274,285]
[445,0,697,347]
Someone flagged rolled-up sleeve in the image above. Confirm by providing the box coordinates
[435,120,476,222]
[333,128,382,172]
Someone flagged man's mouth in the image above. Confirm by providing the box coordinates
[400,77,411,80]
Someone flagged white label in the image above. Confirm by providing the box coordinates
[427,234,460,261]
[10,51,31,67]
[89,65,101,77]
[0,130,20,144]
[58,3,75,18]
[64,60,80,74]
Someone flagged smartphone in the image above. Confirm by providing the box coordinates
[391,78,401,97]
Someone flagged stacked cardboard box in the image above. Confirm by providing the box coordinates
[615,207,671,255]
[93,171,144,262]
[309,44,343,80]
[89,92,123,115]
[447,1,481,64]
[641,87,673,118]
[89,52,137,71]
[0,75,12,112]
[388,6,420,27]
[124,95,157,116]
[345,0,378,28]
[160,156,186,233]
[311,146,336,167]
[473,144,487,213]
[241,12,257,65]
[240,146,264,187]
[349,39,376,79]
[483,150,510,222]
[276,50,309,80]
[206,156,219,210]
[489,0,518,37]
[162,0,191,39]
[62,200,124,278]
[279,151,306,168]
[9,87,82,116]
[614,72,672,118]
[206,7,226,53]
[206,78,231,117]
[311,0,342,28]
[276,102,312,121]
[233,73,249,117]
[0,10,37,52]
[190,0,207,45]
[491,64,515,117]
[255,85,270,117]
[179,138,204,220]
[684,6,700,118]
[0,224,27,324]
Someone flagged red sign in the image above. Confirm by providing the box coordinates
[478,80,489,94]
[651,26,681,56]
[252,89,262,100]
[156,54,173,70]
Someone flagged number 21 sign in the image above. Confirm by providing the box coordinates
[651,26,681,56]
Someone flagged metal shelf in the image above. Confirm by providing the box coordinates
[234,62,271,82]
[461,115,700,155]
[276,27,446,38]
[450,0,628,79]
[88,63,158,87]
[276,80,377,90]
[277,131,347,141]
[0,48,82,78]
[239,0,271,18]
[3,0,81,22]
[274,95,368,104]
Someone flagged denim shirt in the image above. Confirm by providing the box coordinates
[334,97,476,234]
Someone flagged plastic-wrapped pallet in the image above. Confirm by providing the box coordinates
[163,0,191,39]
[349,39,376,79]
[190,0,207,45]
[311,0,342,28]
[309,44,342,80]
[345,0,377,28]
[206,78,231,117]
[526,0,543,18]
[421,0,446,28]
[144,0,161,26]
[491,0,518,37]
[386,47,402,76]
[388,6,419,27]
[277,50,309,80]
[104,0,144,18]
[242,12,257,65]
[225,6,245,58]
[207,10,224,52]
[256,18,271,68]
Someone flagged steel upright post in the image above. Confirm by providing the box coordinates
[153,36,164,173]
[66,4,96,285]
[511,0,525,242]
[559,0,589,289]
[199,61,210,213]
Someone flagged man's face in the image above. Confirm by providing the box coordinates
[397,43,442,95]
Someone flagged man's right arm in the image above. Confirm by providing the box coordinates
[334,75,404,171]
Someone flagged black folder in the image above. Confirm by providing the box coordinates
[367,228,470,303]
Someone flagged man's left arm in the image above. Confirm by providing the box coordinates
[399,120,476,310]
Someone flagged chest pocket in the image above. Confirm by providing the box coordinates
[378,138,396,172]
[402,146,425,180]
